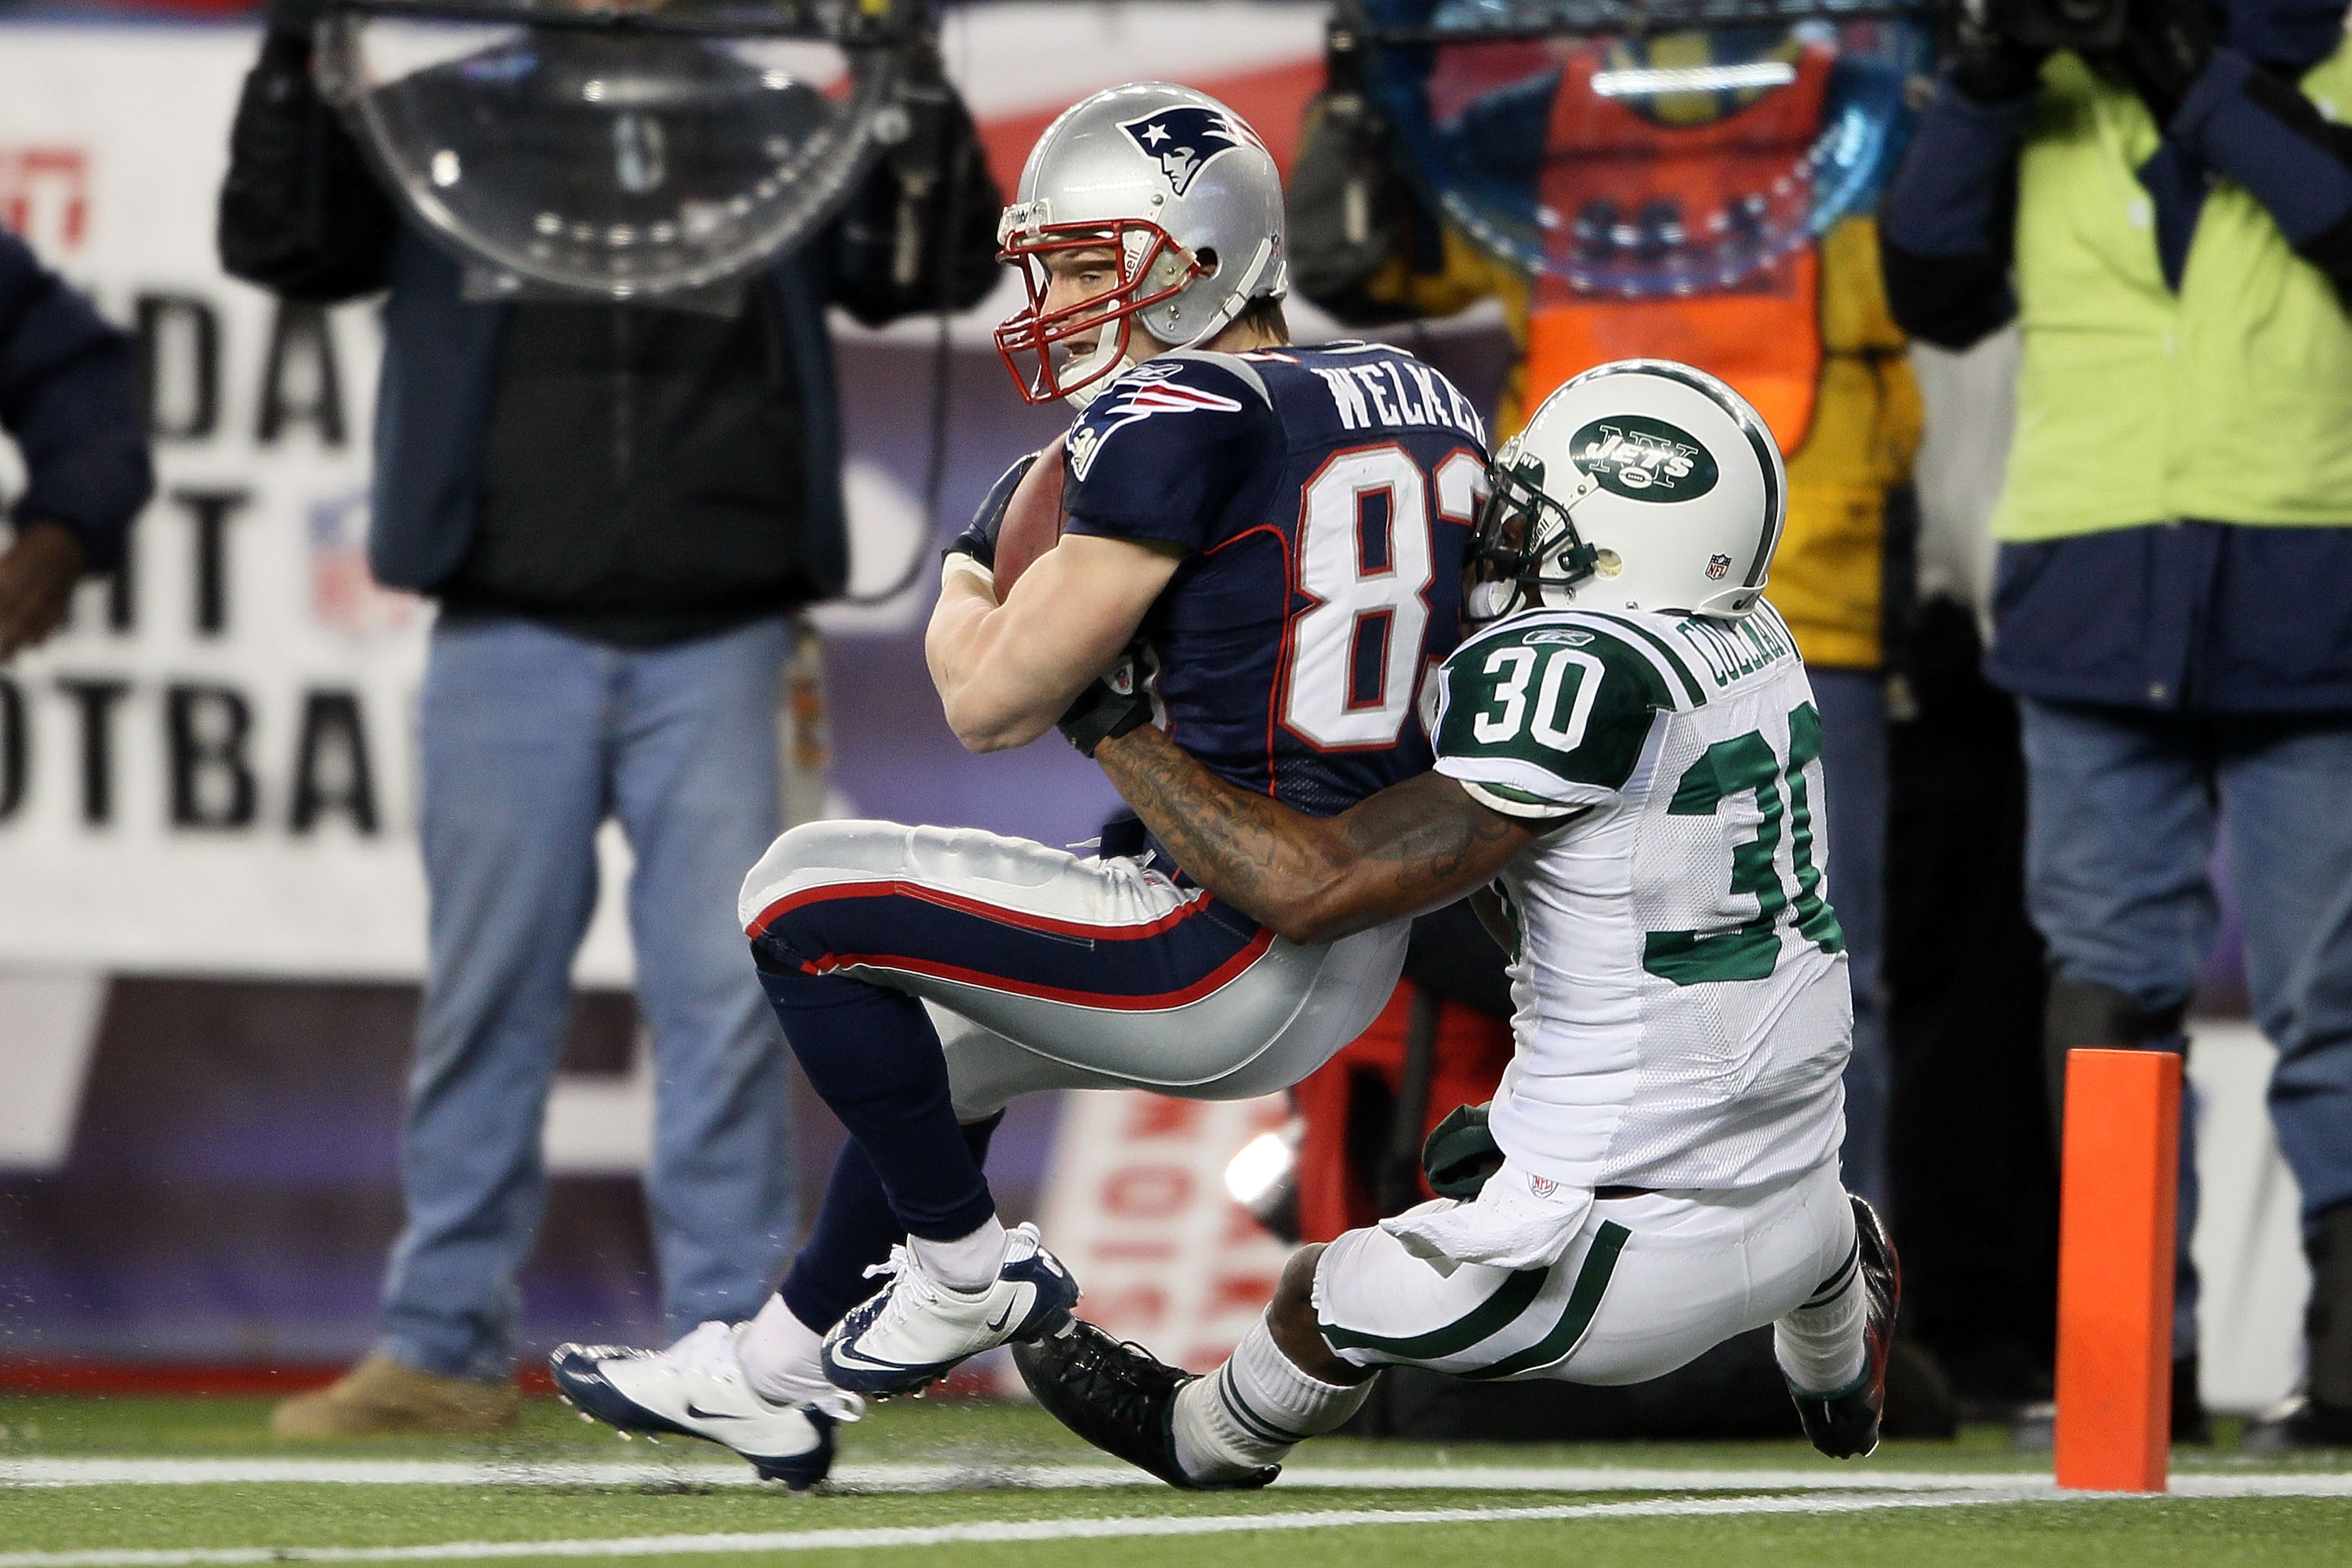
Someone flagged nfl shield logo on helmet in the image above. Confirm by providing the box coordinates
[1706,553,1733,581]
[1120,105,1246,197]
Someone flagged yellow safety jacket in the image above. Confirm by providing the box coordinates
[2000,45,2352,540]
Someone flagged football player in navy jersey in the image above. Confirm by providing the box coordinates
[550,82,1487,1486]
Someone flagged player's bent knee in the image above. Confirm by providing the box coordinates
[739,818,917,932]
[1268,1244,1370,1386]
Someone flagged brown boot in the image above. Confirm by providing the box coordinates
[271,1355,519,1439]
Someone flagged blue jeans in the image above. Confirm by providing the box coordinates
[2022,700,2352,1322]
[1813,669,1890,1213]
[377,614,799,1381]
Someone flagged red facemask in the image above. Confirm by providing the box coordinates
[993,217,1203,405]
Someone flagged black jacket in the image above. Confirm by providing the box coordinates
[216,27,1000,602]
[0,230,151,571]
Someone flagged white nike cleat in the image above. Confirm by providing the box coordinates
[549,1319,861,1489]
[822,1221,1080,1397]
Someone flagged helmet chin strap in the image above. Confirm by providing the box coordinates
[1058,339,1136,411]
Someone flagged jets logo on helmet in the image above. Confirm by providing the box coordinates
[1468,359,1787,626]
[1120,106,1247,197]
[1572,416,1719,500]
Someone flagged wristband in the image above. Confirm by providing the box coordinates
[940,551,996,596]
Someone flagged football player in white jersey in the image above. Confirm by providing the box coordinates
[1015,359,1897,1485]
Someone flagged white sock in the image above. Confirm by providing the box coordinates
[910,1216,1008,1293]
[735,1294,831,1406]
[1171,1313,1374,1483]
[1775,1243,1869,1395]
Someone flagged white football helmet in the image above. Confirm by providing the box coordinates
[994,82,1286,408]
[1468,359,1786,625]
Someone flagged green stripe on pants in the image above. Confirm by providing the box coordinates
[1459,1221,1632,1381]
[1318,1261,1549,1362]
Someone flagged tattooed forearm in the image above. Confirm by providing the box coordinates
[1095,726,1301,913]
[1339,775,1527,898]
[1094,726,1541,945]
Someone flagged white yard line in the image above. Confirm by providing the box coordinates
[2,1471,2350,1568]
[0,1487,2067,1568]
[2,1458,2347,1496]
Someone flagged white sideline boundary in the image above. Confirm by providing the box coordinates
[4,1458,2350,1495]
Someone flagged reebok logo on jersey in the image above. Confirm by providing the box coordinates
[1067,367,1244,481]
[1525,630,1595,646]
[1572,415,1719,503]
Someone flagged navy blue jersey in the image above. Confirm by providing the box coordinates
[1064,342,1489,817]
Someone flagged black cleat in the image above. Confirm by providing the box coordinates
[1012,1318,1278,1491]
[1789,1193,1901,1460]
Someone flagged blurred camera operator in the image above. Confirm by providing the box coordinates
[218,0,1001,1436]
[1882,0,2352,1447]
[0,230,151,666]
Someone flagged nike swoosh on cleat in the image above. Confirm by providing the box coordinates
[683,1402,746,1422]
[986,1302,1014,1332]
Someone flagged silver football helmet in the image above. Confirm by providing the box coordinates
[1470,360,1787,625]
[995,82,1287,408]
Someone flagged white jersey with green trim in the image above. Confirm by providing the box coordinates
[1430,601,1851,1195]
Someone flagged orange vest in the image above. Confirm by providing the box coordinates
[1522,43,1837,454]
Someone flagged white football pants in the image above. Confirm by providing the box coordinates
[741,819,1410,1120]
[1312,1158,1860,1385]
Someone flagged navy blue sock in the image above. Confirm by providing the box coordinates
[753,964,993,1241]
[779,1112,1005,1334]
[754,962,996,1242]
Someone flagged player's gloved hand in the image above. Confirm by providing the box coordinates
[1948,0,2049,103]
[1422,1101,1504,1201]
[1058,646,1154,757]
[945,450,1041,576]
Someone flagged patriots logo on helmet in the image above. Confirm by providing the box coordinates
[1120,106,1246,198]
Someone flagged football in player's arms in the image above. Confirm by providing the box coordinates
[550,82,1490,1488]
[983,436,1068,598]
[1016,361,1898,1485]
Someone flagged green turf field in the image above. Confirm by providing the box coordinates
[3,1396,2348,1568]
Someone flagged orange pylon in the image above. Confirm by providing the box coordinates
[2053,1047,2182,1493]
